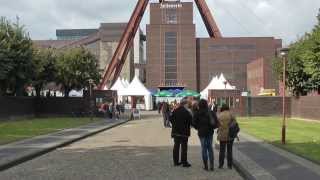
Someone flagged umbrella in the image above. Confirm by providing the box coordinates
[167,89,182,96]
[176,90,200,97]
[154,90,174,97]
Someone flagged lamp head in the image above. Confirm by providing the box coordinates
[279,48,289,57]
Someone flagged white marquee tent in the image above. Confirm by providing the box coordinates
[110,78,126,91]
[108,78,127,103]
[122,79,130,88]
[200,73,236,99]
[118,76,153,110]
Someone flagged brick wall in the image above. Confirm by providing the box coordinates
[0,97,35,120]
[0,97,89,120]
[291,96,320,120]
[247,58,264,96]
[35,97,87,117]
[247,57,279,96]
[243,96,291,117]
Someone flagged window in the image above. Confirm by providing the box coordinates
[166,9,177,24]
[165,66,177,73]
[209,44,256,51]
[165,32,177,85]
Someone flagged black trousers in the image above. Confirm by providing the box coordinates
[219,140,234,167]
[163,112,170,127]
[173,136,188,165]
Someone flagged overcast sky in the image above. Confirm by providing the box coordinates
[0,0,319,45]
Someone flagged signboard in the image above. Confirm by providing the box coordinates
[160,2,182,9]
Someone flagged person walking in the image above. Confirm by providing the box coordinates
[116,103,121,116]
[193,99,218,171]
[217,104,238,169]
[157,102,162,114]
[170,98,193,167]
[161,102,171,128]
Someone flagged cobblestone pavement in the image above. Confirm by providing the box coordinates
[0,112,243,180]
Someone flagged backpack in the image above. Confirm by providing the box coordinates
[229,116,240,139]
[208,110,218,129]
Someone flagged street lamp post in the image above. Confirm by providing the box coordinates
[89,79,94,121]
[223,80,227,105]
[280,48,289,145]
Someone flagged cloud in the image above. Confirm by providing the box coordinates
[0,0,319,44]
[204,0,320,45]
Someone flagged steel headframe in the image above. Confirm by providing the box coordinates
[99,0,222,90]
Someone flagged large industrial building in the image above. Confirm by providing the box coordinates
[35,0,281,95]
[146,1,281,93]
[34,23,146,82]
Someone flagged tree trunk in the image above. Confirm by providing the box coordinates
[0,82,5,96]
[35,85,41,97]
[64,88,71,98]
[15,85,25,96]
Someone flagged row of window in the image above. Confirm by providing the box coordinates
[209,44,257,50]
[164,32,177,84]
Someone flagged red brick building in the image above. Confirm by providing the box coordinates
[146,1,282,92]
[197,38,281,92]
[247,57,279,96]
[147,2,197,90]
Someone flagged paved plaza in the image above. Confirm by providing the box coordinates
[0,112,243,180]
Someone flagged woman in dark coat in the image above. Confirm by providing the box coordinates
[193,99,218,171]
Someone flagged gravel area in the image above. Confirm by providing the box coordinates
[0,112,243,180]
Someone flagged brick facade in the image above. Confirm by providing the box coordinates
[291,96,320,120]
[197,37,281,92]
[247,57,279,96]
[147,2,196,90]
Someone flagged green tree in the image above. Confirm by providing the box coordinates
[273,9,320,96]
[0,17,33,96]
[56,47,100,97]
[304,22,320,91]
[31,47,57,97]
[287,37,312,96]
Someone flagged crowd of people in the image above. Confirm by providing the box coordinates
[159,97,240,171]
[98,102,124,119]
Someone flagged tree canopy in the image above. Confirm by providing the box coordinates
[0,17,33,96]
[0,17,101,97]
[56,47,101,97]
[273,9,320,96]
[31,47,58,97]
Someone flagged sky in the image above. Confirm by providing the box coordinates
[0,0,319,45]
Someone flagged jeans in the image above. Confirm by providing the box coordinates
[173,136,188,165]
[199,135,214,167]
[219,140,234,168]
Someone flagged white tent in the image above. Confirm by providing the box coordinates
[109,78,127,103]
[124,79,130,87]
[200,73,236,99]
[69,89,83,97]
[118,76,153,110]
[121,78,128,88]
[201,76,218,99]
[111,78,126,91]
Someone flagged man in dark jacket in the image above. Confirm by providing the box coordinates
[170,98,193,167]
[162,102,171,128]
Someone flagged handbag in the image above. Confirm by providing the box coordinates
[208,111,217,128]
[229,116,240,139]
